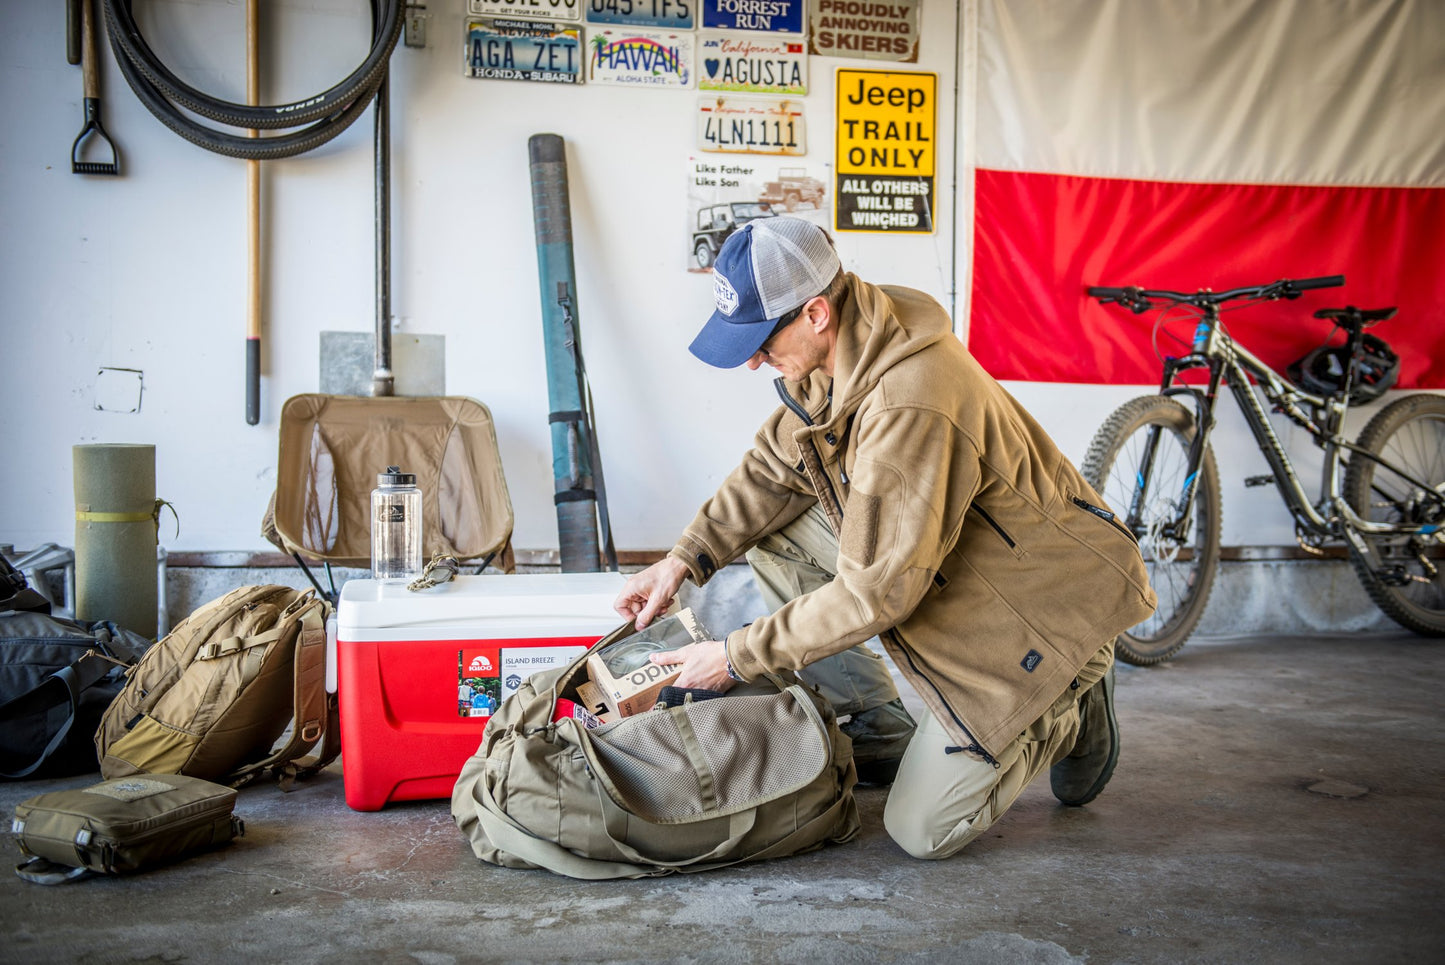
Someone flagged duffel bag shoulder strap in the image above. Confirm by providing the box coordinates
[468,763,667,880]
[0,645,126,779]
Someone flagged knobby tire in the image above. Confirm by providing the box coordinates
[102,0,403,161]
[1342,393,1445,636]
[1082,396,1222,665]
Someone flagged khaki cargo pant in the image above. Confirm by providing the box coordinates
[747,502,1114,859]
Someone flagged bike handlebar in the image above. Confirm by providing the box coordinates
[1087,275,1344,313]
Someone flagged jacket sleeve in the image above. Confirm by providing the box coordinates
[725,402,982,680]
[671,406,819,585]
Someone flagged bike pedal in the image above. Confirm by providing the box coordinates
[1244,475,1276,488]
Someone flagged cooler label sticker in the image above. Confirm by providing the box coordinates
[501,646,588,700]
[459,647,501,718]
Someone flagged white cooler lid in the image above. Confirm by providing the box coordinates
[337,572,627,633]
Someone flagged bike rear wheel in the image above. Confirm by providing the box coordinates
[1082,396,1222,665]
[1342,393,1445,636]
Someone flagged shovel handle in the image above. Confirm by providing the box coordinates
[244,0,261,426]
[67,0,82,65]
[81,0,99,99]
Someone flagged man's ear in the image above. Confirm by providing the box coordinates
[804,295,831,334]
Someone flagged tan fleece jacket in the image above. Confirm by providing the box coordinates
[671,275,1156,758]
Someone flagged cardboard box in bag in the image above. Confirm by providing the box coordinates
[585,609,711,718]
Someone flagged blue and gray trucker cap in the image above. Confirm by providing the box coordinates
[688,217,841,369]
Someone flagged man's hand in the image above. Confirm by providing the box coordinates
[613,555,691,630]
[649,641,735,692]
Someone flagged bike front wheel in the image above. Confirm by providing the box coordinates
[1082,396,1222,665]
[1343,393,1445,636]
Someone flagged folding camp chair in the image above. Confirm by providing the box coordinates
[263,394,515,602]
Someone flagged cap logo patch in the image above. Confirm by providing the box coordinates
[713,270,739,316]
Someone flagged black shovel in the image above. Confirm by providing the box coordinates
[71,0,120,175]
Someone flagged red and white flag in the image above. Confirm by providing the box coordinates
[967,0,1445,388]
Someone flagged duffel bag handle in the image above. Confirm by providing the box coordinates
[15,856,93,885]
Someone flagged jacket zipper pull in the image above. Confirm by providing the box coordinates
[943,744,1001,769]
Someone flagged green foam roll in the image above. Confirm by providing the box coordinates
[74,443,157,639]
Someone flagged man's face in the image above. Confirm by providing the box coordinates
[745,298,829,381]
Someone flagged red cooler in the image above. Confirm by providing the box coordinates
[336,573,625,811]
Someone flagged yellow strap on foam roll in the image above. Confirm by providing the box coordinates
[75,510,154,523]
[74,499,178,539]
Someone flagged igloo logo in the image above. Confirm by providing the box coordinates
[468,655,493,674]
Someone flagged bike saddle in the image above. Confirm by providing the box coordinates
[1313,306,1397,328]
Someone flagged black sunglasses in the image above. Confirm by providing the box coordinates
[759,303,806,355]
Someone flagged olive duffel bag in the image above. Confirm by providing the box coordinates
[451,625,861,879]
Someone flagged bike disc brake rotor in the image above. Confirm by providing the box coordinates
[1145,496,1185,563]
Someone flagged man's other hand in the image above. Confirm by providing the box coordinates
[613,555,691,629]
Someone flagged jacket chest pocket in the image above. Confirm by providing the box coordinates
[970,504,1027,560]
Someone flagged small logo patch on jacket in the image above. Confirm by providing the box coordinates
[1020,650,1042,672]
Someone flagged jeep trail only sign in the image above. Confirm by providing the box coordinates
[834,68,935,233]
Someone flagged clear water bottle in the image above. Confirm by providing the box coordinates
[371,466,422,583]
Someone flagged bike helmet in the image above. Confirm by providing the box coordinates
[1287,333,1400,404]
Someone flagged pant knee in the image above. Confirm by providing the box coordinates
[883,802,987,860]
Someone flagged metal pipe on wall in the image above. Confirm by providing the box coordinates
[372,75,394,397]
[528,133,603,573]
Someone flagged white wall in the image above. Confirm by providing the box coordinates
[0,0,1408,561]
[1,0,957,556]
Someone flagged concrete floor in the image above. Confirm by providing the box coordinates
[1,628,1441,965]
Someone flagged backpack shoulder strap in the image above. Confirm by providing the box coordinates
[224,597,334,789]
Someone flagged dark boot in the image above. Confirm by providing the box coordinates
[842,698,915,785]
[1050,663,1119,806]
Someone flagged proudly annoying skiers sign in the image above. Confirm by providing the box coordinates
[834,67,935,233]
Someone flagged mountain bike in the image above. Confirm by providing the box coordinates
[1083,274,1445,664]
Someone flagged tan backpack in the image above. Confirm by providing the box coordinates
[94,585,337,789]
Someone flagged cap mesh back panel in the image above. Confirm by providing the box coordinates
[751,221,840,319]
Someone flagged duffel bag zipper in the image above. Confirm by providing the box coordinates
[71,802,240,872]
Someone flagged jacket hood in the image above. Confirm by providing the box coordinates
[807,274,954,416]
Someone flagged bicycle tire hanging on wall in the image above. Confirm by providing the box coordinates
[102,0,404,160]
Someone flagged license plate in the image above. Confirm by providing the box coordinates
[468,0,581,23]
[698,32,807,95]
[466,19,585,84]
[585,0,696,29]
[697,96,806,155]
[589,28,694,87]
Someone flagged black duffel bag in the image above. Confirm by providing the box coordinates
[1,609,151,780]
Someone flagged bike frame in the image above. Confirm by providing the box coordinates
[1129,302,1443,552]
